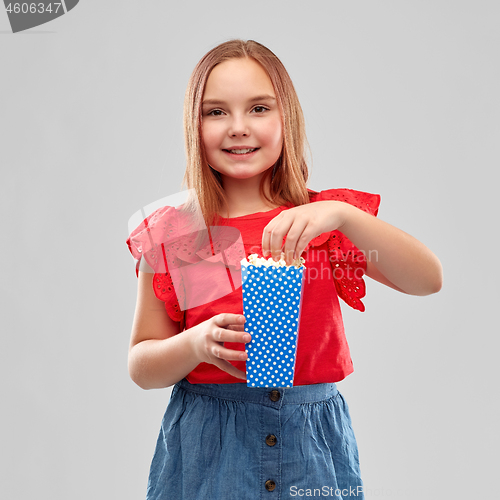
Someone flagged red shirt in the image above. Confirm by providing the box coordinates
[126,188,380,385]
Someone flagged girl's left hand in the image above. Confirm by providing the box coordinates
[262,201,348,265]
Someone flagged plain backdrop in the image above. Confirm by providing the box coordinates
[1,1,498,499]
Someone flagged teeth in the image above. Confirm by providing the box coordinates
[227,148,256,154]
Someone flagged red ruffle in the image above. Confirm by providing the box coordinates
[126,205,186,326]
[151,272,184,324]
[126,206,245,329]
[308,188,381,312]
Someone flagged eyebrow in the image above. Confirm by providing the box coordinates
[202,94,277,106]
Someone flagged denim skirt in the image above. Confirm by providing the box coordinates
[146,378,364,499]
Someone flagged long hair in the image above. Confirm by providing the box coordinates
[181,39,313,230]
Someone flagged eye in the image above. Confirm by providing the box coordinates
[252,106,269,114]
[207,109,224,116]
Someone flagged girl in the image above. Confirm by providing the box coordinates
[126,39,442,499]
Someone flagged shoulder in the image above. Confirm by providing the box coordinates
[127,203,203,274]
[308,187,381,216]
[127,205,177,256]
[127,203,203,250]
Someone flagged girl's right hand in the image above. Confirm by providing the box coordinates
[189,314,250,380]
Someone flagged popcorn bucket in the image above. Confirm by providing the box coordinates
[241,254,306,388]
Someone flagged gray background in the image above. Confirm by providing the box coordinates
[1,1,498,499]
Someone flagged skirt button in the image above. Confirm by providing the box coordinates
[265,479,276,491]
[269,390,280,402]
[265,434,277,446]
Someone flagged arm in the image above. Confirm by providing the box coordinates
[262,198,442,297]
[337,202,443,296]
[128,271,249,390]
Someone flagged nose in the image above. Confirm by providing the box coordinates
[228,114,250,137]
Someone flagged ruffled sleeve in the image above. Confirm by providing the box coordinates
[126,205,185,327]
[126,206,245,330]
[310,188,381,312]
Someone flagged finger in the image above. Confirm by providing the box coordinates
[262,212,285,257]
[282,219,309,265]
[267,218,294,261]
[226,323,246,332]
[214,313,246,328]
[210,342,249,361]
[294,235,312,263]
[211,326,251,344]
[212,359,248,380]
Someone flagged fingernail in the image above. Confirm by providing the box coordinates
[243,334,251,342]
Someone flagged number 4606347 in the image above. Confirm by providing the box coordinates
[6,3,63,14]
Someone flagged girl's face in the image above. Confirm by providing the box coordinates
[201,58,283,183]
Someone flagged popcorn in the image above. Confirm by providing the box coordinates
[241,253,306,388]
[245,252,306,269]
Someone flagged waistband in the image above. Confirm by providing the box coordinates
[176,378,338,407]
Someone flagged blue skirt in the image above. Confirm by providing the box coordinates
[146,378,364,499]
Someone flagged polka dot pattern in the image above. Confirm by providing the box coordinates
[242,264,305,388]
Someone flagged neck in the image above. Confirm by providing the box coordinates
[220,172,278,218]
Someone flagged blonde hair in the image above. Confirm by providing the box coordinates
[180,39,313,229]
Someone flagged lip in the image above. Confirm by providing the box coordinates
[222,146,260,159]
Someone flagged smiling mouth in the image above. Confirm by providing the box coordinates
[223,148,259,154]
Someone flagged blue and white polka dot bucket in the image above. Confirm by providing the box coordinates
[241,261,305,388]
